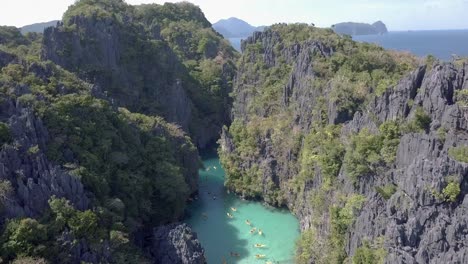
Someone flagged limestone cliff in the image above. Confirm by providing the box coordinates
[0,24,205,264]
[220,23,468,263]
[42,0,237,148]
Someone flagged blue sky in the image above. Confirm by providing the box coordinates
[1,0,467,30]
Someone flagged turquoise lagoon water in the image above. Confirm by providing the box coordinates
[186,153,300,264]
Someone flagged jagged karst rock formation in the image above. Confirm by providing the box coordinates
[0,1,228,262]
[220,23,468,263]
[149,223,205,264]
[0,51,204,263]
[42,0,237,148]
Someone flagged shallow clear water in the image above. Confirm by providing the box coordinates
[353,30,468,61]
[186,152,300,264]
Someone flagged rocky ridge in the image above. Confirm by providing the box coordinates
[149,223,205,264]
[221,24,468,263]
[0,4,209,262]
[42,1,236,148]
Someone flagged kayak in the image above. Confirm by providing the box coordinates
[255,254,266,259]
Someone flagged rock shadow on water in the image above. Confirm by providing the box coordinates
[186,153,250,263]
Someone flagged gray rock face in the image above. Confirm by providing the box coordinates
[42,17,194,132]
[0,50,204,263]
[345,63,468,264]
[42,16,229,149]
[222,28,468,263]
[0,94,107,263]
[0,50,16,68]
[0,98,89,219]
[56,231,112,264]
[150,223,206,264]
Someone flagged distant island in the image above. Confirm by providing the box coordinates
[332,21,388,35]
[212,17,265,38]
[20,20,59,34]
[212,17,265,51]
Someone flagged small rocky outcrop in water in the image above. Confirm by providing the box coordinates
[149,223,206,264]
[220,23,468,263]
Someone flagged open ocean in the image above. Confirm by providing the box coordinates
[353,30,468,61]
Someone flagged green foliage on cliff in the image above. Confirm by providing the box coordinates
[0,26,43,62]
[455,89,468,106]
[296,229,321,264]
[63,0,130,25]
[135,2,211,29]
[43,94,190,226]
[11,256,48,264]
[448,146,468,163]
[219,120,263,199]
[376,184,397,200]
[0,197,107,262]
[0,180,13,205]
[48,197,99,240]
[0,122,11,145]
[55,0,237,147]
[135,2,237,131]
[353,240,386,264]
[0,26,29,47]
[0,218,48,259]
[345,121,401,181]
[345,129,384,180]
[402,107,432,133]
[299,125,345,188]
[329,194,366,263]
[442,181,461,202]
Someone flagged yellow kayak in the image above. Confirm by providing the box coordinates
[231,207,237,212]
[227,213,234,218]
[255,254,266,259]
[254,243,266,248]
